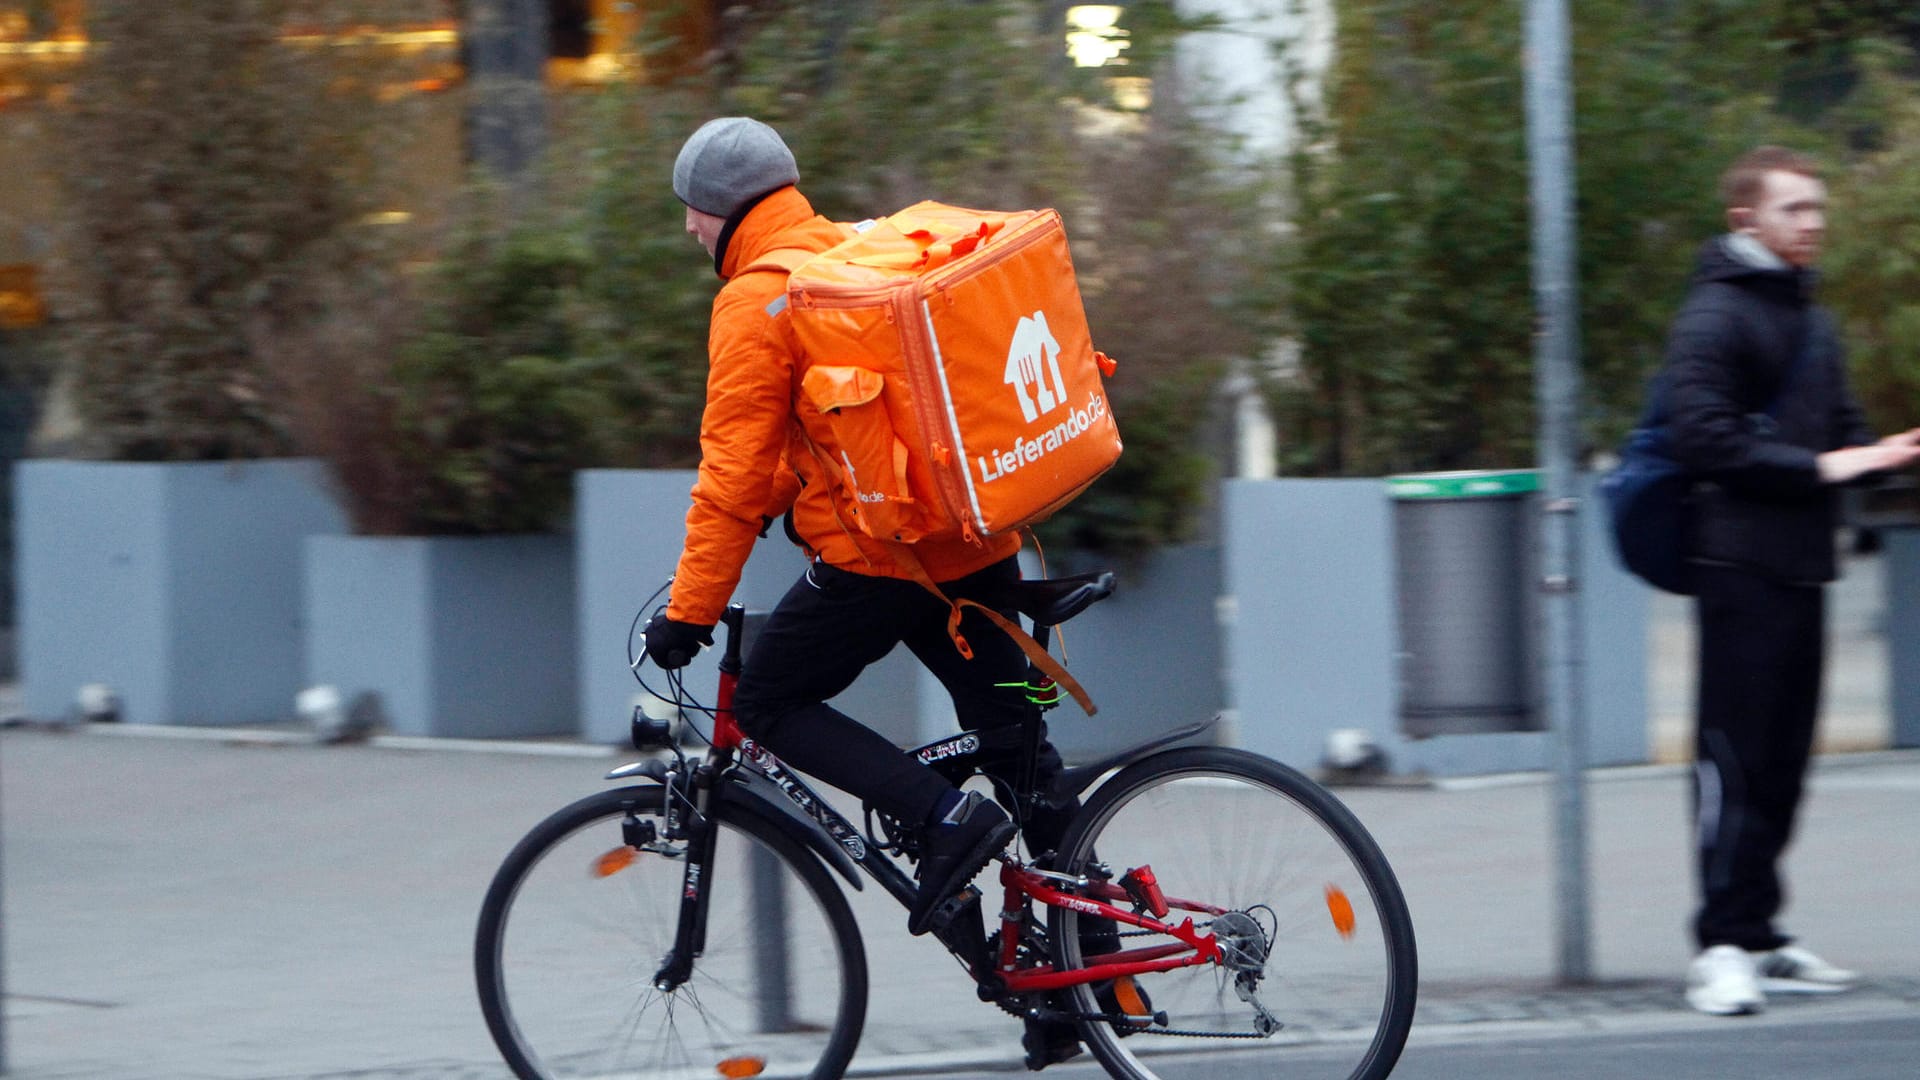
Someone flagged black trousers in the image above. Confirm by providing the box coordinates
[1691,563,1825,952]
[732,555,1076,856]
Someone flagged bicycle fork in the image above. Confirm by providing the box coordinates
[648,762,719,992]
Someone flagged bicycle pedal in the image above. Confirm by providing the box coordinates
[926,884,983,936]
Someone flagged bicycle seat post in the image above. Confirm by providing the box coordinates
[1013,618,1053,836]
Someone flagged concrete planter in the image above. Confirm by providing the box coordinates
[305,533,577,738]
[1222,476,1649,777]
[16,459,348,725]
[573,470,890,745]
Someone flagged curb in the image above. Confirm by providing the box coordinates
[20,718,1920,778]
[2,717,623,758]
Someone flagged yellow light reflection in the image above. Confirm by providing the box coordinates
[0,27,459,58]
[1066,5,1130,68]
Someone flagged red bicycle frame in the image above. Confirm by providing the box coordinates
[711,664,745,751]
[992,862,1230,993]
[703,606,1237,1001]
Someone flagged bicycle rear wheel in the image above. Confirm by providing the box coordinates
[476,784,867,1080]
[1048,747,1416,1080]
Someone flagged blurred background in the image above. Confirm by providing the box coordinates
[1,1,1914,536]
[0,1,1916,754]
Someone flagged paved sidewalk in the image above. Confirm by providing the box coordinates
[0,548,1909,1077]
[2,723,1916,1079]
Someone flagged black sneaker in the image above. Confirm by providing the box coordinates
[908,792,1015,936]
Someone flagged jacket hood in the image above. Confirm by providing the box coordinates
[1692,234,1817,303]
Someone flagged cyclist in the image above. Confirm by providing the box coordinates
[643,117,1082,952]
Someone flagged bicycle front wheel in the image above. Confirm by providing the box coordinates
[476,784,867,1080]
[1049,747,1416,1080]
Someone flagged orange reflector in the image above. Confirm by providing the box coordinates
[717,1056,767,1078]
[1113,975,1149,1020]
[593,846,637,878]
[1325,884,1357,939]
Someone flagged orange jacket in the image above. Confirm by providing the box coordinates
[667,187,1020,625]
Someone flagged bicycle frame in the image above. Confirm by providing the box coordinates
[994,864,1226,992]
[639,603,1227,1011]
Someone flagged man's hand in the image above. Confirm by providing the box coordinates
[643,614,715,670]
[1817,434,1920,484]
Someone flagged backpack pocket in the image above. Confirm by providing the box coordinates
[800,365,930,542]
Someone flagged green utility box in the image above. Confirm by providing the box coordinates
[1387,470,1543,737]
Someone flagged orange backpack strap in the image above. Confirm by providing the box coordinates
[792,420,881,573]
[887,544,1098,716]
[742,247,816,316]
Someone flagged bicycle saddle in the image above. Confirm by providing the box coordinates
[1002,571,1115,628]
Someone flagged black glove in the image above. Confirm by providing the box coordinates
[643,613,714,670]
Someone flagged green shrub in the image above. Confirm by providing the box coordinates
[1272,1,1920,476]
[275,198,608,536]
[1823,43,1920,434]
[560,0,1266,554]
[46,0,414,460]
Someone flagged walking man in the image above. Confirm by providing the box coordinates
[1665,145,1920,1015]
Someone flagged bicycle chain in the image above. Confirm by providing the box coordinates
[988,913,1276,1039]
[1135,1025,1273,1039]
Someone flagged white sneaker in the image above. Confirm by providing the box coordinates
[1752,945,1858,994]
[1686,944,1764,1016]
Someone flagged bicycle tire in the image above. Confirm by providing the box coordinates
[1047,746,1417,1080]
[476,784,868,1080]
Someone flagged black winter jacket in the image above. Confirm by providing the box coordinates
[1662,236,1874,585]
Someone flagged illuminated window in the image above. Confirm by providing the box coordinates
[0,264,46,328]
[1066,4,1129,68]
[545,0,642,85]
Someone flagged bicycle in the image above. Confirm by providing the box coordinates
[475,571,1418,1080]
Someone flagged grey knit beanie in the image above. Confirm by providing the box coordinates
[672,117,800,219]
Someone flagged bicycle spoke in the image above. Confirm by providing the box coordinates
[477,788,867,1080]
[1049,748,1416,1080]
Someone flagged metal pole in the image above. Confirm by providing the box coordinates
[1521,0,1592,983]
[748,844,794,1032]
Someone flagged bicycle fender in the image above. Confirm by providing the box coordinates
[720,769,866,890]
[1047,715,1219,806]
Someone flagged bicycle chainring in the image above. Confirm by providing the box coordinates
[984,928,1054,1019]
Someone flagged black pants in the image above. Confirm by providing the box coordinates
[732,555,1076,856]
[1691,563,1825,952]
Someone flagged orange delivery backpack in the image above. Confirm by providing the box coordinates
[747,202,1124,713]
[755,202,1123,547]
